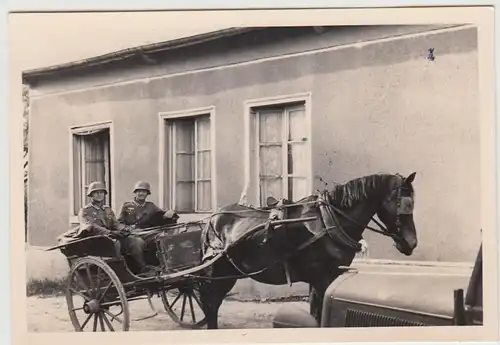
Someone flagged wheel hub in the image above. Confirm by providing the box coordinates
[83,299,101,314]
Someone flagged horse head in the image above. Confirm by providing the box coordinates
[375,172,418,256]
[326,172,418,257]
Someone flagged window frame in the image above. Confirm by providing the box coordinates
[69,121,114,223]
[158,106,216,214]
[244,93,312,207]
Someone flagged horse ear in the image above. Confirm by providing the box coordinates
[404,172,417,184]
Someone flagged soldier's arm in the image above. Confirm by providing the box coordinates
[117,203,127,223]
[147,202,174,219]
[78,208,111,236]
[149,202,164,214]
[108,209,127,231]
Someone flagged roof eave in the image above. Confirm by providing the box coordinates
[22,27,262,83]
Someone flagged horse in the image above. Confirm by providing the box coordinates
[196,172,418,329]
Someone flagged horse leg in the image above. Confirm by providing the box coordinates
[198,256,238,329]
[198,281,218,330]
[199,278,237,329]
[309,279,331,325]
[309,284,321,324]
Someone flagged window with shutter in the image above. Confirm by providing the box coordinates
[71,126,111,216]
[164,114,212,213]
[253,103,309,206]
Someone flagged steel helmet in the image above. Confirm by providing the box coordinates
[87,181,108,197]
[133,181,151,194]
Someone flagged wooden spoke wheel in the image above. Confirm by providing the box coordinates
[66,257,130,332]
[160,283,207,329]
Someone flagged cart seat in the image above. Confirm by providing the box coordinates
[46,235,122,260]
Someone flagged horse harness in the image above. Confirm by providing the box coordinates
[203,179,414,282]
[259,179,414,280]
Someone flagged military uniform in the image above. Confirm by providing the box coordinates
[119,180,179,229]
[78,202,126,235]
[117,200,166,229]
[68,181,148,273]
[119,181,180,265]
[78,202,147,270]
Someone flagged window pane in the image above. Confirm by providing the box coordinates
[176,120,194,152]
[169,116,212,213]
[176,181,194,212]
[259,111,282,143]
[73,129,111,211]
[288,107,306,141]
[260,177,282,205]
[288,177,308,201]
[85,162,106,183]
[196,116,211,150]
[84,135,106,183]
[176,153,194,181]
[287,143,307,176]
[83,133,108,205]
[259,145,282,176]
[196,151,211,180]
[197,181,211,211]
[86,135,105,161]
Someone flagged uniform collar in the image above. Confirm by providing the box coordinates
[133,198,146,207]
[89,202,105,210]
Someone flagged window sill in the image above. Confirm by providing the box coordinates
[177,213,212,223]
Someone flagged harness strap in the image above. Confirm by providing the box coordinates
[296,227,328,251]
[210,185,407,279]
[321,199,397,238]
[320,191,362,251]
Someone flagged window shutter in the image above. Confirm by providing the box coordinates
[72,128,111,215]
[73,136,83,215]
[286,106,308,201]
[254,104,308,205]
[196,116,211,211]
[258,110,284,206]
[174,119,195,212]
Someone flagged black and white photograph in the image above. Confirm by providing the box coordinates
[8,4,498,344]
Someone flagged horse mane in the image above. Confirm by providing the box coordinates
[233,173,415,209]
[328,173,399,208]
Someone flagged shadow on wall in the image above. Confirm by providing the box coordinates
[25,245,310,300]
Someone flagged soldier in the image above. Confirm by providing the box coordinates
[117,180,179,229]
[77,181,152,275]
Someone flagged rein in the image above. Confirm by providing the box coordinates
[200,180,411,279]
[319,198,397,239]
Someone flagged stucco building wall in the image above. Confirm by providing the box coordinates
[27,25,479,263]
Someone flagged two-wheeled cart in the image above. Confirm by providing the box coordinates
[47,215,316,332]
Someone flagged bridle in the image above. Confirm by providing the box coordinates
[318,177,415,242]
[196,177,415,280]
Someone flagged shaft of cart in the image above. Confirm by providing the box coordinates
[228,216,318,248]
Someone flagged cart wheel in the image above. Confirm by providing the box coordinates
[66,257,130,332]
[160,283,207,329]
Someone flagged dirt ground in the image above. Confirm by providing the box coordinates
[27,294,310,332]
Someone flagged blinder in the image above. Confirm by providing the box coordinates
[397,196,415,215]
[391,184,415,237]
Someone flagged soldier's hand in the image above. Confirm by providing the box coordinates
[95,227,113,237]
[120,227,131,236]
[164,210,179,220]
[106,230,119,238]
